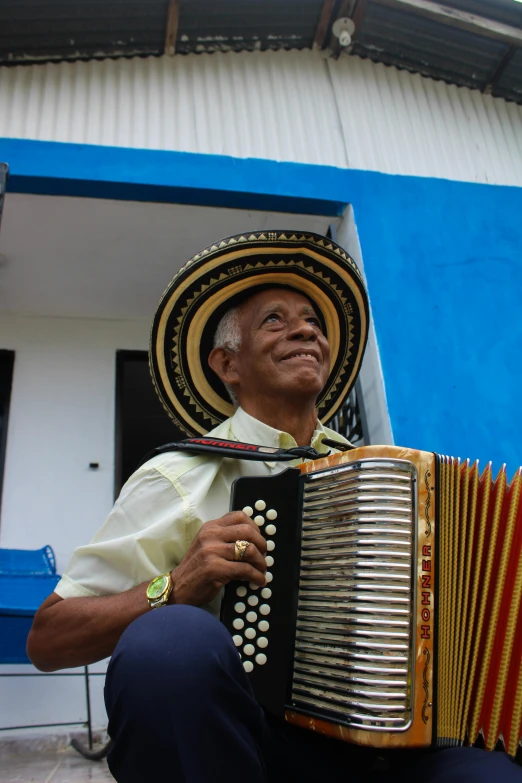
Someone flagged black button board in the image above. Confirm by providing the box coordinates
[221,467,302,717]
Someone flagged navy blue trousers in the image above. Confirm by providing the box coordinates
[104,606,522,783]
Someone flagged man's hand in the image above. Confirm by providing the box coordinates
[170,511,267,607]
[27,512,267,672]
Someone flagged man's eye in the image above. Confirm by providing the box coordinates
[307,317,321,328]
[264,314,280,323]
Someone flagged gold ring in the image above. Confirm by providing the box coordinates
[234,540,250,561]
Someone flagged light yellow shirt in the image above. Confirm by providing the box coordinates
[55,407,348,617]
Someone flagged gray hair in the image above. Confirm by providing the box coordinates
[213,306,242,405]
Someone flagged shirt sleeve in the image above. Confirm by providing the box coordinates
[54,466,192,599]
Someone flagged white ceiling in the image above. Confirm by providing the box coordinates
[0,194,337,320]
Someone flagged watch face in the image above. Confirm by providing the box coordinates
[148,575,168,600]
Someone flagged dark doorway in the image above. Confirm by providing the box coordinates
[114,351,184,497]
[0,350,14,513]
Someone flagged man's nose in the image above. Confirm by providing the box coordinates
[287,318,317,340]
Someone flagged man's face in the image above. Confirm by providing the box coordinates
[230,288,330,406]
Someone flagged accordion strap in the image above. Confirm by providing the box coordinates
[139,436,351,467]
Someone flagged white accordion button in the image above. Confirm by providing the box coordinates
[234,602,246,613]
[243,661,254,673]
[265,572,273,583]
[265,555,274,567]
[242,506,253,517]
[266,509,277,520]
[243,644,255,656]
[259,604,271,616]
[254,515,264,526]
[232,618,244,630]
[246,611,257,623]
[265,524,276,536]
[255,500,266,511]
[258,620,269,632]
[266,540,275,552]
[245,627,256,640]
[257,637,268,648]
[255,653,267,665]
[261,588,272,599]
[232,635,243,647]
[249,581,259,591]
[236,586,247,597]
[247,595,259,606]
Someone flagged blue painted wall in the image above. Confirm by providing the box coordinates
[0,138,347,216]
[1,138,521,474]
[348,171,522,476]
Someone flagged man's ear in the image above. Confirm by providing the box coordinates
[208,347,240,387]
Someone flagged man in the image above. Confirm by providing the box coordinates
[27,232,520,782]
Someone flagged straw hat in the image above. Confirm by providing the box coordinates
[150,230,369,436]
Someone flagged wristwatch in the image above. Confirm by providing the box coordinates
[146,572,173,609]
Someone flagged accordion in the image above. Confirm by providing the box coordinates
[221,445,522,756]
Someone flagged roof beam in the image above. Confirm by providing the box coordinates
[483,45,517,94]
[373,0,522,47]
[164,0,181,56]
[314,0,337,49]
[352,0,369,33]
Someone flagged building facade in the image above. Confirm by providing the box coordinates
[1,46,522,736]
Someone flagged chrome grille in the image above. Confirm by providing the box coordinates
[291,459,416,732]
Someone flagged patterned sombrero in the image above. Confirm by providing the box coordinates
[150,230,369,436]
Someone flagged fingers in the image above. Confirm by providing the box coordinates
[201,513,267,555]
[186,512,270,595]
[207,558,266,588]
[219,524,267,555]
[227,561,267,587]
[225,541,267,573]
[213,511,259,533]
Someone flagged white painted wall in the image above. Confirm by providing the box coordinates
[0,315,150,733]
[0,315,148,565]
[0,195,335,320]
[1,50,521,185]
[336,206,393,447]
[0,659,109,738]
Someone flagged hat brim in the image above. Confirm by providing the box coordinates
[150,231,369,436]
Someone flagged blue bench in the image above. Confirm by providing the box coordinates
[0,545,101,754]
[0,545,60,663]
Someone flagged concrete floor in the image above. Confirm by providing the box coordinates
[0,747,114,782]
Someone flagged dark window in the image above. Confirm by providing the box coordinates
[328,382,368,447]
[0,350,14,511]
[114,351,184,497]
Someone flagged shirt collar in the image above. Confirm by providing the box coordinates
[229,407,332,466]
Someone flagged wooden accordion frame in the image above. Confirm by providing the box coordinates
[221,446,522,756]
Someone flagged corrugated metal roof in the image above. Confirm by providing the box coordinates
[500,46,522,95]
[0,51,347,166]
[0,0,167,62]
[176,0,324,54]
[1,50,520,186]
[0,0,323,62]
[0,0,521,104]
[353,3,508,92]
[328,54,522,184]
[437,0,522,27]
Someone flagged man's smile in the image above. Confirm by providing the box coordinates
[280,350,321,363]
